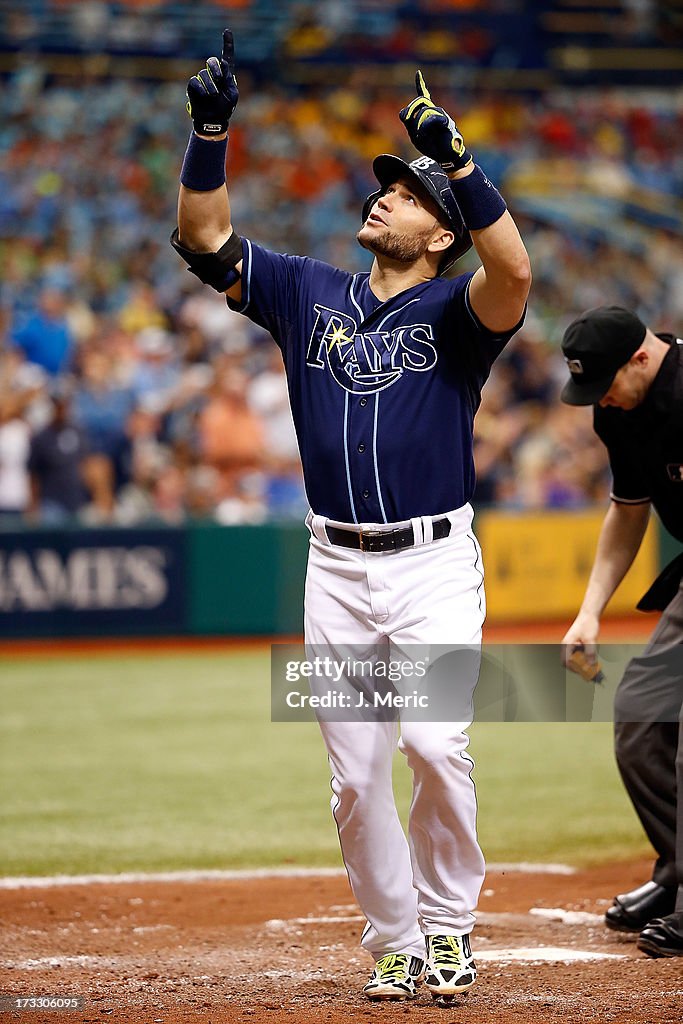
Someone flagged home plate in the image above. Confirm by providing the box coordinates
[477,947,626,963]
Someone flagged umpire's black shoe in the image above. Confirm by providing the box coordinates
[637,912,683,958]
[605,881,677,933]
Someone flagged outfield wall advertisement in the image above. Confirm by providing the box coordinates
[477,510,659,621]
[0,513,676,637]
[0,528,187,636]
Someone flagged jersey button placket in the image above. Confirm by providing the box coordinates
[350,394,376,517]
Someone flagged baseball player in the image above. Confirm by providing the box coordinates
[561,307,683,959]
[172,31,531,1001]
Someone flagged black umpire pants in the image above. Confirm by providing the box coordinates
[614,579,683,909]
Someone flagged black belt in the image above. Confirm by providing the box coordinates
[326,517,451,553]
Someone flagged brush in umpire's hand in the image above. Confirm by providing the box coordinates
[186,28,239,136]
[399,71,472,174]
[566,645,605,685]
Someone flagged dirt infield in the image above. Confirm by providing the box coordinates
[0,613,653,658]
[1,859,681,1024]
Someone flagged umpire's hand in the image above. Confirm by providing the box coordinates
[186,29,239,136]
[561,613,604,682]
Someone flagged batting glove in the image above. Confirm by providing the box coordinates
[399,71,472,174]
[186,28,239,136]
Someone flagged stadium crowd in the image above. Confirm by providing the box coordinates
[1,61,682,525]
[2,1,670,63]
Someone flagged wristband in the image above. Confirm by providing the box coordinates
[449,164,506,231]
[180,131,228,191]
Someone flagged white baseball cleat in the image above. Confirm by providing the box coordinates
[362,953,425,1000]
[425,933,477,998]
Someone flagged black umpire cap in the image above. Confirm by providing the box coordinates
[362,154,472,274]
[561,306,647,406]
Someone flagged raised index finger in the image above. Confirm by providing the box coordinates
[222,28,235,74]
[415,69,431,101]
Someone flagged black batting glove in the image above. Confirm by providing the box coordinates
[399,71,472,174]
[186,29,239,136]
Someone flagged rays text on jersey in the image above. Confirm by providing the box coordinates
[306,305,437,394]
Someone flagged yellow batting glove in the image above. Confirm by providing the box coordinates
[399,71,472,173]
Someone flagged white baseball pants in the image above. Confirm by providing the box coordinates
[304,504,486,960]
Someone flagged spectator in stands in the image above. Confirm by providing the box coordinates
[198,358,265,495]
[10,287,74,376]
[185,463,220,520]
[247,346,307,518]
[119,282,169,336]
[130,326,180,414]
[151,462,187,524]
[214,472,267,525]
[0,393,32,523]
[0,348,45,522]
[114,443,164,525]
[27,378,89,523]
[72,348,135,520]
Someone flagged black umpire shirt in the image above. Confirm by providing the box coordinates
[594,334,683,545]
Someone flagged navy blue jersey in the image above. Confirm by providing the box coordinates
[228,240,523,523]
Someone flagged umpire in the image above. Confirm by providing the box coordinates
[561,306,683,958]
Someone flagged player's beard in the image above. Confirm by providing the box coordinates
[357,223,434,263]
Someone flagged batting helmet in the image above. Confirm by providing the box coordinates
[361,154,472,275]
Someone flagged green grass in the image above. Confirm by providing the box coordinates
[0,651,649,876]
[468,722,648,865]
